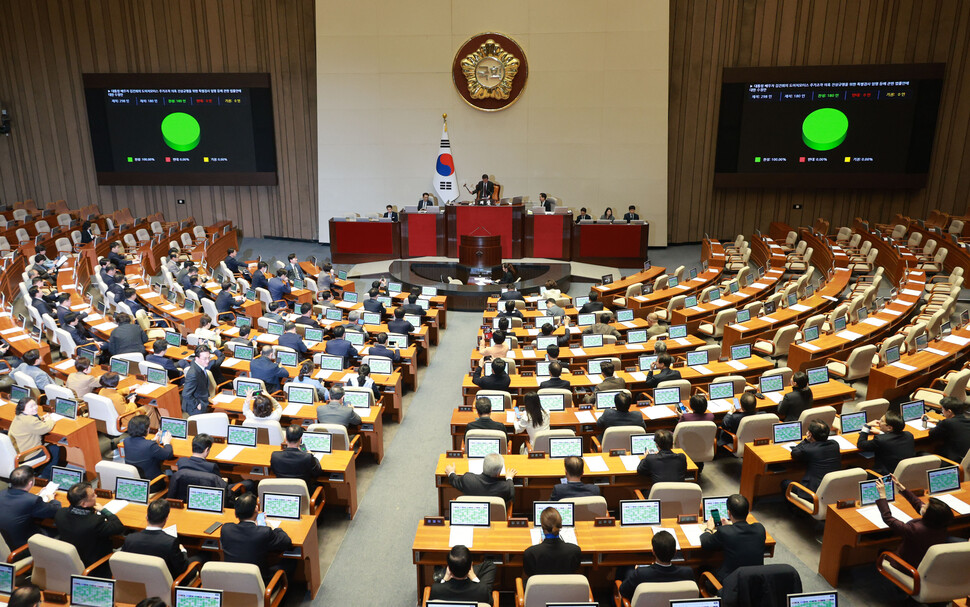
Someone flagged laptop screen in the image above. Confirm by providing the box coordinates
[627,329,648,344]
[806,366,829,386]
[703,496,730,523]
[416,298,430,310]
[263,492,302,520]
[619,499,661,526]
[772,422,802,444]
[344,391,371,409]
[686,350,709,366]
[115,477,150,504]
[54,397,78,419]
[277,350,298,367]
[577,314,595,326]
[539,393,567,412]
[630,433,657,456]
[654,387,681,406]
[325,308,343,321]
[927,465,961,495]
[187,485,225,513]
[760,375,784,393]
[318,355,344,371]
[267,322,284,336]
[51,466,83,489]
[533,501,574,527]
[362,312,381,325]
[788,592,838,607]
[165,331,181,347]
[160,416,188,439]
[110,358,130,376]
[708,382,735,400]
[147,366,169,385]
[839,411,867,434]
[301,432,333,454]
[860,478,894,505]
[343,291,358,303]
[548,437,583,458]
[582,334,604,348]
[617,309,634,322]
[70,575,115,607]
[233,344,254,361]
[286,385,316,405]
[449,501,491,527]
[0,563,12,595]
[235,379,262,397]
[304,328,324,342]
[595,390,620,409]
[466,438,501,459]
[668,324,688,339]
[900,400,925,422]
[227,425,257,447]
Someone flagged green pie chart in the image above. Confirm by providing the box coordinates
[802,108,848,151]
[161,112,201,152]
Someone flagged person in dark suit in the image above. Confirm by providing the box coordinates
[619,530,694,599]
[539,361,571,391]
[524,507,581,576]
[107,274,127,303]
[251,262,270,291]
[8,585,42,607]
[927,396,970,462]
[786,420,841,497]
[54,482,125,575]
[400,293,425,317]
[550,456,600,501]
[699,494,766,581]
[315,386,362,429]
[539,192,555,213]
[251,346,290,392]
[270,425,324,488]
[417,192,433,212]
[108,313,148,356]
[181,347,213,415]
[498,263,517,285]
[79,220,95,244]
[146,339,187,378]
[278,322,308,356]
[719,392,758,447]
[382,205,399,222]
[497,300,524,319]
[293,303,320,328]
[428,545,497,603]
[388,307,416,337]
[777,371,814,422]
[369,332,401,364]
[325,325,358,369]
[575,207,592,223]
[185,275,209,303]
[472,357,512,391]
[177,434,221,476]
[466,396,507,433]
[107,241,129,271]
[121,499,190,577]
[595,361,627,393]
[64,312,99,351]
[875,475,953,566]
[283,254,304,282]
[857,411,915,475]
[579,291,605,314]
[267,269,291,304]
[123,415,174,480]
[499,285,522,301]
[643,354,681,390]
[637,429,686,483]
[220,493,293,581]
[0,466,61,550]
[471,174,495,204]
[28,287,53,318]
[623,205,640,222]
[122,288,148,319]
[54,293,74,326]
[215,282,243,315]
[597,392,645,432]
[223,248,248,277]
[445,452,516,503]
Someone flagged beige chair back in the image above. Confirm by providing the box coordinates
[647,482,702,518]
[200,561,267,607]
[790,468,867,521]
[306,423,352,450]
[894,455,943,491]
[630,581,699,607]
[257,478,312,515]
[843,397,890,420]
[96,460,142,493]
[27,534,85,593]
[109,552,173,603]
[187,412,230,437]
[882,542,970,603]
[456,495,506,521]
[798,406,837,434]
[733,413,781,458]
[562,496,608,520]
[532,429,576,454]
[465,429,509,454]
[673,421,717,463]
[601,426,648,453]
[522,574,590,607]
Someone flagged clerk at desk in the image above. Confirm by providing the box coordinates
[418,192,434,211]
[466,174,495,205]
[623,205,640,222]
[383,205,399,222]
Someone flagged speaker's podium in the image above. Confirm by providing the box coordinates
[459,232,502,270]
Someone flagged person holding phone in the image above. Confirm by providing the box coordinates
[783,420,840,500]
[875,475,952,565]
[700,494,767,581]
[636,429,686,484]
[857,410,915,475]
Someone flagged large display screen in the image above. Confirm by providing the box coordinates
[714,64,945,188]
[83,73,277,185]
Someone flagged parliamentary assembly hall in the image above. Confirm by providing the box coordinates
[0,1,969,606]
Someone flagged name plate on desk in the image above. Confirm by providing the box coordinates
[594,517,616,527]
[609,449,627,456]
[458,406,473,412]
[507,518,529,528]
[836,500,856,509]
[446,450,464,458]
[528,451,546,459]
[424,516,445,526]
[678,514,698,524]
[753,438,770,446]
[579,404,592,411]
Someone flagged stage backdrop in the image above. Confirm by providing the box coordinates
[316,0,670,248]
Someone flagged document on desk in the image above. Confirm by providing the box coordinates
[905,420,932,432]
[690,365,712,376]
[642,406,677,420]
[765,392,783,404]
[467,459,484,474]
[526,328,540,336]
[505,350,516,359]
[102,500,129,514]
[889,361,917,371]
[625,343,646,350]
[520,349,538,359]
[789,304,810,312]
[212,393,235,404]
[836,330,863,340]
[222,357,241,367]
[628,372,647,382]
[902,289,923,297]
[924,347,949,357]
[223,327,240,337]
[620,455,641,471]
[751,283,768,289]
[680,523,706,547]
[583,455,609,473]
[944,335,970,347]
[506,411,517,424]
[0,327,22,335]
[54,359,76,371]
[861,317,888,328]
[620,321,638,329]
[135,383,159,396]
[336,301,354,309]
[160,304,178,312]
[710,299,729,307]
[761,315,777,323]
[728,324,746,332]
[651,526,681,548]
[708,399,735,413]
[857,504,911,529]
[883,308,903,316]
[674,338,692,346]
[725,360,747,371]
[935,493,970,515]
[215,445,244,461]
[689,306,707,313]
[568,348,587,357]
[831,435,857,451]
[283,403,304,416]
[94,322,118,331]
[163,524,178,538]
[256,334,278,344]
[449,526,475,548]
[586,374,603,384]
[574,411,596,424]
[7,334,31,342]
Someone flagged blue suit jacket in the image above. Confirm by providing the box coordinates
[278,332,308,355]
[123,436,174,479]
[325,339,357,368]
[268,277,290,301]
[250,356,289,391]
[0,488,62,548]
[252,271,269,291]
[368,344,400,364]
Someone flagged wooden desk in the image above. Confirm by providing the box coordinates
[468,336,708,372]
[167,437,359,518]
[625,268,726,320]
[0,401,101,479]
[670,268,785,334]
[329,218,401,264]
[593,266,665,307]
[571,222,650,268]
[818,481,970,587]
[433,452,697,517]
[412,516,775,596]
[867,327,970,401]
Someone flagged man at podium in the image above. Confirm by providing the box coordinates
[466,174,495,205]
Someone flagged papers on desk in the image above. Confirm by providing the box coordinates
[627,372,647,382]
[526,329,540,336]
[163,524,178,538]
[467,459,484,474]
[857,504,911,529]
[761,315,777,323]
[944,335,970,347]
[789,304,810,312]
[689,306,706,313]
[93,322,118,331]
[160,304,177,312]
[689,365,712,376]
[224,327,240,337]
[506,411,517,425]
[102,500,129,514]
[520,349,539,359]
[624,343,646,352]
[336,301,355,309]
[710,299,729,307]
[725,360,747,371]
[620,321,638,329]
[751,282,768,289]
[575,411,596,424]
[902,289,923,297]
[680,523,706,547]
[503,350,516,359]
[212,393,235,404]
[831,435,857,451]
[255,334,278,344]
[134,383,159,396]
[935,493,970,515]
[0,327,21,335]
[673,338,692,346]
[765,392,783,404]
[836,330,863,340]
[449,526,475,548]
[583,455,609,473]
[673,284,690,291]
[779,442,798,452]
[652,527,680,549]
[889,361,917,372]
[70,303,91,311]
[223,357,242,367]
[529,527,578,546]
[568,348,587,357]
[215,445,244,461]
[38,482,59,501]
[283,403,304,416]
[861,317,888,328]
[924,347,949,357]
[586,374,603,384]
[54,359,76,371]
[883,308,903,316]
[821,295,838,302]
[642,406,677,420]
[800,343,820,352]
[906,420,932,432]
[708,399,735,413]
[728,324,746,332]
[620,455,641,471]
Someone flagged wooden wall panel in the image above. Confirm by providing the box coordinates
[0,0,316,240]
[668,0,970,243]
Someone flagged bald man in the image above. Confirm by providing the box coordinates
[646,312,665,338]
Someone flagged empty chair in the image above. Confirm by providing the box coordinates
[193,225,207,241]
[243,419,284,445]
[305,423,357,451]
[918,247,948,274]
[613,283,641,308]
[724,413,780,458]
[561,496,608,521]
[516,574,591,607]
[826,344,877,384]
[877,543,970,604]
[656,295,685,322]
[891,455,945,492]
[753,324,798,362]
[83,393,130,437]
[597,426,649,453]
[673,421,717,465]
[187,412,230,438]
[647,482,703,518]
[840,397,890,420]
[465,429,509,454]
[257,478,324,517]
[200,561,287,607]
[912,368,970,408]
[455,495,507,522]
[616,580,699,607]
[109,552,197,604]
[786,468,867,521]
[27,534,90,593]
[0,433,50,479]
[698,308,737,339]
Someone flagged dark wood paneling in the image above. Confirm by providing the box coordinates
[668,0,970,244]
[0,0,316,240]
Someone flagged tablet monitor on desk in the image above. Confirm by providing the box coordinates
[619,499,661,526]
[533,501,574,527]
[803,325,820,342]
[0,563,12,596]
[362,312,381,325]
[187,486,225,513]
[539,393,567,412]
[450,501,491,527]
[263,492,302,520]
[115,477,150,504]
[669,277,680,288]
[77,346,99,364]
[735,309,750,323]
[787,293,798,307]
[388,282,403,294]
[235,316,252,329]
[668,325,688,339]
[548,437,582,459]
[535,336,558,350]
[582,334,604,348]
[859,478,894,506]
[184,298,197,313]
[9,384,29,403]
[838,412,867,434]
[653,387,681,406]
[317,355,344,371]
[54,397,78,420]
[110,358,130,376]
[595,390,621,409]
[772,422,802,444]
[480,394,505,412]
[285,385,315,405]
[788,592,838,607]
[805,284,815,297]
[343,291,358,303]
[760,375,784,394]
[227,425,257,448]
[337,270,349,280]
[900,400,925,423]
[276,350,299,367]
[535,361,552,376]
[304,327,324,342]
[233,344,254,361]
[729,281,741,294]
[70,575,115,607]
[301,432,332,454]
[884,346,901,365]
[325,308,343,321]
[915,332,929,352]
[942,321,952,336]
[158,416,188,440]
[702,496,730,523]
[577,314,595,326]
[927,465,961,495]
[731,344,751,360]
[617,309,634,322]
[638,355,658,371]
[533,316,554,330]
[416,298,430,310]
[245,289,257,302]
[627,329,648,344]
[235,379,262,397]
[51,466,83,489]
[422,286,437,297]
[404,314,423,329]
[574,296,589,307]
[292,279,305,290]
[708,382,735,400]
[630,434,657,456]
[806,366,829,386]
[147,366,169,385]
[690,267,699,280]
[764,301,777,314]
[266,321,284,336]
[601,274,614,285]
[685,295,698,308]
[833,315,847,332]
[686,350,708,367]
[368,357,393,375]
[857,307,868,322]
[588,358,610,374]
[466,438,501,459]
[344,391,371,409]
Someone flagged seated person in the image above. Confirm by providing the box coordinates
[637,429,686,483]
[479,329,510,359]
[387,307,416,337]
[15,349,53,391]
[550,455,600,500]
[597,392,645,431]
[267,269,292,304]
[278,321,309,356]
[325,325,358,369]
[646,312,665,337]
[857,410,915,475]
[537,322,569,348]
[575,207,592,222]
[545,298,566,318]
[927,396,970,462]
[270,425,324,488]
[250,346,290,392]
[444,452,515,503]
[539,280,562,300]
[98,371,144,417]
[121,498,191,577]
[191,314,222,348]
[0,466,61,550]
[497,299,524,320]
[123,414,174,480]
[428,545,497,603]
[146,338,188,377]
[719,391,758,447]
[472,357,511,391]
[67,356,101,397]
[783,420,841,498]
[538,360,570,390]
[679,394,715,423]
[594,360,625,392]
[643,354,680,390]
[875,475,953,565]
[618,530,694,599]
[220,492,294,582]
[346,363,381,401]
[523,507,581,576]
[9,397,62,479]
[777,371,813,422]
[362,288,386,317]
[700,494,766,581]
[294,303,320,328]
[54,482,124,575]
[513,391,550,450]
[289,361,330,402]
[177,434,221,475]
[215,281,244,315]
[368,332,401,364]
[315,386,362,429]
[584,318,621,340]
[227,324,256,352]
[499,283,521,301]
[466,396,507,432]
[243,393,283,423]
[579,291,604,314]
